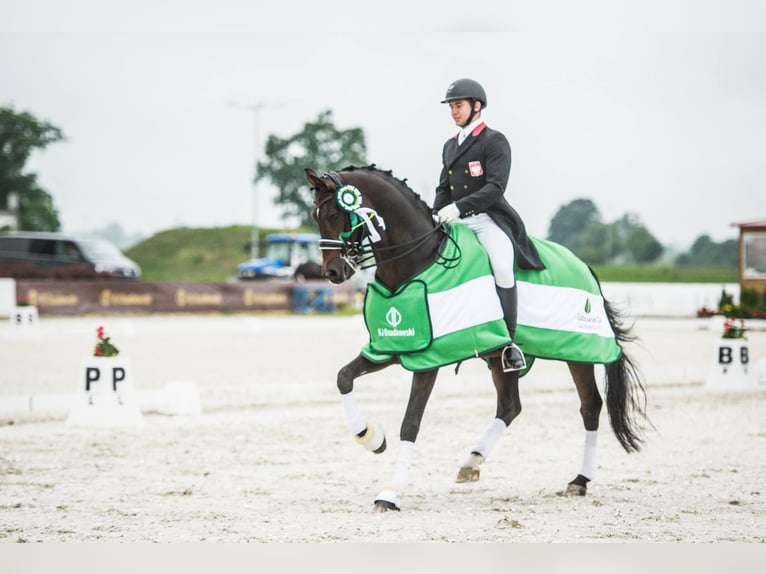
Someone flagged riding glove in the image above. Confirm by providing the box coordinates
[437,203,461,223]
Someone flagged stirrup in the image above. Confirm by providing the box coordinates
[501,343,526,372]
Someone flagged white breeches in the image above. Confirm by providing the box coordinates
[460,213,516,288]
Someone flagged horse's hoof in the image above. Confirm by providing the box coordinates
[562,483,587,496]
[373,437,387,454]
[560,474,589,496]
[456,466,480,483]
[374,499,400,512]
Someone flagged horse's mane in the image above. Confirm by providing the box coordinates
[340,164,433,219]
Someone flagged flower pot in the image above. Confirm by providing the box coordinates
[66,356,143,427]
[705,338,758,391]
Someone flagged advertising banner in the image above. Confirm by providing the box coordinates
[15,280,353,315]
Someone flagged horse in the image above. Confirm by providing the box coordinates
[306,164,647,512]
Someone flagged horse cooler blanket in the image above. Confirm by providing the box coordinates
[361,223,621,373]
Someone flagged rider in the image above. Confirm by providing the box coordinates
[433,78,545,372]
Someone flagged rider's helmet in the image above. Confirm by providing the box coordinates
[441,78,487,109]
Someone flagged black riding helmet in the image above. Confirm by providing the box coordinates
[441,78,487,109]
[441,78,487,127]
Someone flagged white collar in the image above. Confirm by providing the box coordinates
[458,118,484,143]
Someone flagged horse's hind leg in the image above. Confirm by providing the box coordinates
[456,358,521,483]
[564,362,603,496]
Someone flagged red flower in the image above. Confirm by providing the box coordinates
[722,316,747,339]
[92,326,119,357]
[696,307,718,318]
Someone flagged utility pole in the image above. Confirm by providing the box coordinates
[229,100,284,258]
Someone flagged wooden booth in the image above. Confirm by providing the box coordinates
[733,218,766,294]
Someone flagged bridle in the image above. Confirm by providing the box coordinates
[313,191,374,272]
[312,171,458,274]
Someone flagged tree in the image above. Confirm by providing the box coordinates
[0,105,64,231]
[547,198,601,246]
[676,234,737,267]
[572,221,621,264]
[626,226,663,263]
[255,110,367,228]
[614,214,663,263]
[547,202,664,265]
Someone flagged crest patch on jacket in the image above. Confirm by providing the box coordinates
[468,161,484,177]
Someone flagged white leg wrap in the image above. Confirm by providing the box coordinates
[374,441,415,509]
[472,418,507,459]
[579,430,598,480]
[393,440,414,487]
[340,392,366,435]
[354,421,386,452]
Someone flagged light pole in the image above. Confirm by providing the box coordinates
[229,100,284,258]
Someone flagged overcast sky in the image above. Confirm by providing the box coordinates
[2,0,764,249]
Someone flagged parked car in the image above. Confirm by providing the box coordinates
[0,231,141,279]
[238,232,322,280]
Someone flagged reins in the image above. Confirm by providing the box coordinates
[362,225,452,271]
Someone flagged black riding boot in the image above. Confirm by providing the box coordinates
[496,285,526,372]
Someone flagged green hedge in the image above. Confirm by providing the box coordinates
[590,265,737,283]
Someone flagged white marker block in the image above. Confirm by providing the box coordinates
[705,339,758,391]
[8,305,38,328]
[66,357,143,427]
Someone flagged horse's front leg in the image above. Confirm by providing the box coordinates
[456,358,521,483]
[374,369,438,512]
[338,355,396,453]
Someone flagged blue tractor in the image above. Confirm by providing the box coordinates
[238,233,323,280]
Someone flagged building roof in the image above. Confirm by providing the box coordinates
[732,218,766,229]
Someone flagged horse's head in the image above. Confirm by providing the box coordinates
[306,165,443,288]
[305,168,361,284]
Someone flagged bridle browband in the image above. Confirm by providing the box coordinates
[312,171,457,273]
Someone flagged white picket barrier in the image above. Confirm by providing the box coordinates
[0,278,16,318]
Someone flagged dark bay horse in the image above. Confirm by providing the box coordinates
[306,164,647,512]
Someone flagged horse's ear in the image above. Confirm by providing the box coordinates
[305,168,325,191]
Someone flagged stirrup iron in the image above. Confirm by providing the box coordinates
[501,342,526,372]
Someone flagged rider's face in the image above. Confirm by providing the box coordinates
[448,99,479,127]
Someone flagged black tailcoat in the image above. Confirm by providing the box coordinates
[434,123,545,270]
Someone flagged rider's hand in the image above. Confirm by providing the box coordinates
[437,203,461,223]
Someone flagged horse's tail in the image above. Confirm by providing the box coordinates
[603,296,648,453]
